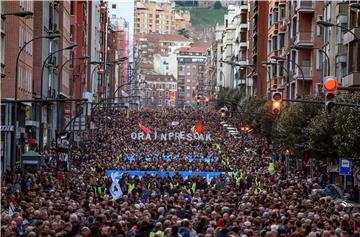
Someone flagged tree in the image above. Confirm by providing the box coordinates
[333,92,360,164]
[213,1,222,9]
[305,110,337,162]
[215,87,244,111]
[274,101,321,159]
[177,28,191,39]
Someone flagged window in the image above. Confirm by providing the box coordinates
[317,16,323,36]
[112,4,116,9]
[316,49,323,70]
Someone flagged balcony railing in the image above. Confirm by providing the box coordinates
[294,66,312,79]
[295,31,314,45]
[296,0,314,11]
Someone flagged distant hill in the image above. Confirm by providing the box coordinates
[188,7,227,28]
[189,8,227,28]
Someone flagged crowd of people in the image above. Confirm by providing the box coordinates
[1,107,360,237]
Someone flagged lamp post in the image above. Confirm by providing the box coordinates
[57,56,89,132]
[317,20,360,41]
[291,45,330,77]
[38,44,77,151]
[263,61,290,98]
[1,11,33,20]
[272,56,305,99]
[11,33,60,171]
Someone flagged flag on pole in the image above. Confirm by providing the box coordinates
[192,121,204,134]
[110,181,123,200]
[138,123,151,134]
[121,90,129,97]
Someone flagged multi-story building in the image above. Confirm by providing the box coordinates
[174,43,212,108]
[142,74,177,108]
[320,1,348,84]
[265,0,288,98]
[134,0,190,35]
[215,3,250,93]
[135,33,191,75]
[284,0,324,99]
[342,3,360,87]
[248,1,268,97]
[1,0,34,168]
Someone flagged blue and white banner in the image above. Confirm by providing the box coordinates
[106,170,231,183]
[125,155,215,163]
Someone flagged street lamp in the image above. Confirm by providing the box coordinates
[350,3,360,10]
[38,43,77,151]
[272,56,305,98]
[40,44,78,98]
[317,20,360,41]
[291,45,330,76]
[11,33,60,171]
[1,11,33,19]
[59,55,89,94]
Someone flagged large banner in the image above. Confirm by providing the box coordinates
[125,155,215,163]
[106,170,232,183]
[130,131,212,141]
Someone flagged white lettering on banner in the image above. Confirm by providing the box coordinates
[130,131,212,141]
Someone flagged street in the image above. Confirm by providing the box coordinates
[1,107,360,236]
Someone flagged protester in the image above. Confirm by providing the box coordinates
[1,108,358,237]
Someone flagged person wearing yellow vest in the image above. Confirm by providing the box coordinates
[128,183,135,195]
[268,162,276,174]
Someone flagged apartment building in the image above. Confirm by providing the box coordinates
[284,0,324,99]
[248,1,268,97]
[134,0,190,35]
[319,1,348,85]
[143,74,177,108]
[342,2,360,87]
[175,43,211,108]
[215,3,250,92]
[1,0,35,169]
[135,33,191,75]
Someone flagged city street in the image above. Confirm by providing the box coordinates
[1,0,360,236]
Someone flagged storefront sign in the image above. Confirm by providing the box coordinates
[0,125,14,131]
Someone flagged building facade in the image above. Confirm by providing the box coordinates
[134,0,190,35]
[175,43,211,108]
[143,74,177,108]
[1,0,35,169]
[215,3,250,93]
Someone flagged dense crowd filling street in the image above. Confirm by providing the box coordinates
[1,108,360,237]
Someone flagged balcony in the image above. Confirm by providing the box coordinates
[295,31,313,46]
[269,22,279,35]
[296,0,314,13]
[293,66,312,80]
[342,72,360,87]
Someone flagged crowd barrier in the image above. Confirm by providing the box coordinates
[106,170,232,183]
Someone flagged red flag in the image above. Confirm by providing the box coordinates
[194,121,205,134]
[138,122,151,135]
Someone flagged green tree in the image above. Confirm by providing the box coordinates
[274,101,321,158]
[333,93,360,164]
[177,28,191,39]
[215,87,244,111]
[305,110,337,162]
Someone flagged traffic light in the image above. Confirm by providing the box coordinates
[271,91,282,115]
[205,97,210,106]
[323,76,338,113]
